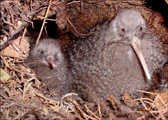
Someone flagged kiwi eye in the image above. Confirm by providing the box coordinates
[39,50,44,54]
[139,26,143,31]
[121,28,125,32]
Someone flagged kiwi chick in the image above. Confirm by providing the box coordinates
[27,38,71,95]
[67,9,167,103]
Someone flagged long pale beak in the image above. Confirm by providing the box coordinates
[46,56,57,69]
[131,36,151,83]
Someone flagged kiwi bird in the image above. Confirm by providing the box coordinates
[67,9,167,102]
[27,38,71,95]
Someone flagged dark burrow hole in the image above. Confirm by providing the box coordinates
[27,15,61,40]
[145,0,168,26]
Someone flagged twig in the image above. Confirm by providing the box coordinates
[19,27,27,45]
[0,8,44,51]
[70,100,95,119]
[97,104,102,119]
[0,22,28,51]
[35,0,53,45]
[84,104,101,120]
[66,0,81,5]
[36,16,56,21]
[66,17,88,37]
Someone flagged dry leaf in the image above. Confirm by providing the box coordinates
[105,0,113,5]
[1,37,30,59]
[121,92,136,108]
[107,95,120,111]
[0,68,10,82]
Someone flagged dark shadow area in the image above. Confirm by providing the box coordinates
[145,0,168,26]
[27,15,60,39]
